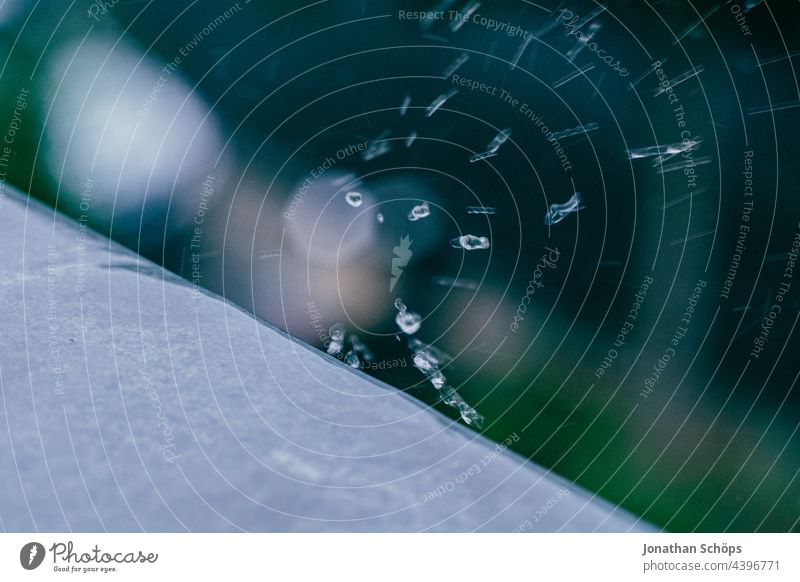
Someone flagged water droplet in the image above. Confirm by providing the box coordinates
[468,151,498,163]
[486,128,512,153]
[408,339,480,426]
[440,385,461,406]
[408,202,431,221]
[450,0,481,32]
[399,94,411,116]
[430,371,447,389]
[466,206,496,215]
[425,89,458,117]
[469,128,512,162]
[377,213,384,223]
[329,323,345,341]
[439,386,483,427]
[362,130,393,161]
[458,402,483,427]
[450,234,490,250]
[550,122,599,141]
[544,192,583,226]
[627,140,701,160]
[413,351,440,374]
[344,350,360,368]
[396,311,422,335]
[394,297,421,334]
[350,334,375,362]
[345,191,363,207]
[327,322,346,355]
[408,338,452,365]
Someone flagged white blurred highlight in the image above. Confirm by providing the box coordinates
[43,37,225,232]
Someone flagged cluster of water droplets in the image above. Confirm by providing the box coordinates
[345,333,374,368]
[329,299,483,427]
[329,13,616,427]
[327,323,347,356]
[409,338,483,427]
[326,323,375,369]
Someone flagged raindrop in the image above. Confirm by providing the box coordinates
[425,88,458,117]
[627,139,701,160]
[362,130,393,161]
[450,0,481,32]
[399,94,411,116]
